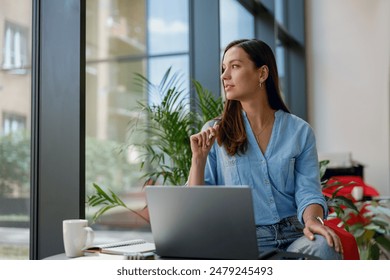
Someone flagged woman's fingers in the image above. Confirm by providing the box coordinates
[190,123,220,155]
[326,227,343,254]
[208,124,219,141]
[304,224,343,254]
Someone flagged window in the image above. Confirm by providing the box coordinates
[85,0,190,235]
[0,0,31,259]
[275,0,285,25]
[220,0,255,51]
[148,0,188,56]
[2,112,26,136]
[275,40,287,103]
[274,0,307,119]
[147,0,189,105]
[2,21,29,74]
[219,0,307,119]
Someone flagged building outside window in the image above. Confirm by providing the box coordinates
[0,0,31,260]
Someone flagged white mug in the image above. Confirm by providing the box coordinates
[351,186,364,201]
[63,219,94,257]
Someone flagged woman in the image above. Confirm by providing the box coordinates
[188,39,342,259]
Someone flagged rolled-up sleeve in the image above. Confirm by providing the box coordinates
[294,127,328,224]
[200,121,219,186]
[204,144,218,185]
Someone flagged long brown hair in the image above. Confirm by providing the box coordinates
[217,39,290,156]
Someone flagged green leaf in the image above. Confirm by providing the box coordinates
[370,244,380,260]
[359,247,369,260]
[327,196,359,212]
[362,230,376,242]
[364,224,384,232]
[87,183,150,224]
[319,160,329,179]
[371,217,390,228]
[351,227,365,238]
[366,204,390,217]
[92,205,117,222]
[92,183,114,203]
[376,235,390,252]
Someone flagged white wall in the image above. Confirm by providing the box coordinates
[306,0,390,195]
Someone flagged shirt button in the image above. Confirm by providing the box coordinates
[265,179,269,184]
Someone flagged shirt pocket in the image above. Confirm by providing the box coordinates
[222,156,254,186]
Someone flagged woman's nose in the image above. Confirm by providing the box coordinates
[221,69,230,80]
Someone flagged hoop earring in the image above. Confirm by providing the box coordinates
[259,81,262,88]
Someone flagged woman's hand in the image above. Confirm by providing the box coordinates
[190,123,219,161]
[187,123,219,186]
[304,217,343,255]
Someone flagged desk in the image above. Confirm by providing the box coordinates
[45,253,128,260]
[45,250,320,260]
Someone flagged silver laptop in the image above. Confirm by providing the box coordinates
[145,185,259,259]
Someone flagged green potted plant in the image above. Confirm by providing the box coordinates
[320,160,390,259]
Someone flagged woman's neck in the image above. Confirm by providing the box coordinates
[241,99,275,127]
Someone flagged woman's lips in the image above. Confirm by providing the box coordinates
[224,84,234,91]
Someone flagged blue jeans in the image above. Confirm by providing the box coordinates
[256,216,342,260]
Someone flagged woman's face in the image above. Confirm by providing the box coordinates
[221,46,260,101]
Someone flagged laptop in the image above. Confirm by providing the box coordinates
[145,185,259,259]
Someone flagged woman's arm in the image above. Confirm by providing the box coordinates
[302,204,343,254]
[187,157,207,186]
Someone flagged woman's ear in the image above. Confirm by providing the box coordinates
[258,65,269,83]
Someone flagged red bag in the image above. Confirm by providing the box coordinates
[324,219,360,260]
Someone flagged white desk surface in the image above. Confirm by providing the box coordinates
[45,253,128,260]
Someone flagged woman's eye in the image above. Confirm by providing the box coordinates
[232,64,239,69]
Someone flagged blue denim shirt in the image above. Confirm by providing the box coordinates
[203,110,327,225]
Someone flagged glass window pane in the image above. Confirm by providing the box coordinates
[86,59,149,213]
[0,0,31,259]
[86,0,147,61]
[148,0,189,55]
[148,55,189,106]
[276,40,287,103]
[275,0,285,25]
[220,0,254,50]
[86,0,190,243]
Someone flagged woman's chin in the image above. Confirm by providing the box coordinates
[225,92,237,100]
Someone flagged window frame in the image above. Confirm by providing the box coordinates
[30,0,85,259]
